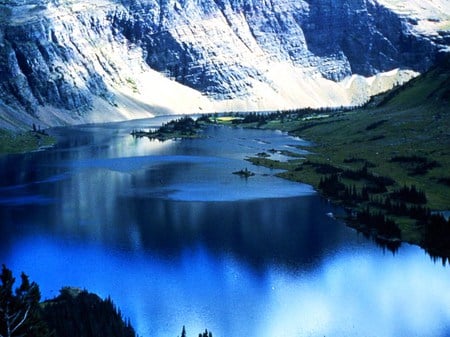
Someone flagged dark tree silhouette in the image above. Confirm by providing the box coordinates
[198,329,213,337]
[178,326,213,337]
[42,288,136,337]
[0,265,50,337]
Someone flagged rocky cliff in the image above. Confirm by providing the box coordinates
[0,0,448,129]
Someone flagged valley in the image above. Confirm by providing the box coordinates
[1,1,450,336]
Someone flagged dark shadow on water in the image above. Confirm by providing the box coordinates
[0,194,351,272]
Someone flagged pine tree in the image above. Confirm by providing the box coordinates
[0,265,50,337]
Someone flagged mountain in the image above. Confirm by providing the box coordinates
[0,0,449,130]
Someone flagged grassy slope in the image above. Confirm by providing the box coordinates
[246,60,450,246]
[0,129,55,154]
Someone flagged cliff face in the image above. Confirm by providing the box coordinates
[115,0,439,95]
[0,0,448,129]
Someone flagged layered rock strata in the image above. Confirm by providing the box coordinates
[0,0,448,129]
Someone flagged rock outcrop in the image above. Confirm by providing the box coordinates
[0,0,448,129]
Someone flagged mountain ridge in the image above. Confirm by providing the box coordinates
[0,0,449,130]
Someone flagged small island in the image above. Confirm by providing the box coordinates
[233,167,255,178]
[131,116,207,141]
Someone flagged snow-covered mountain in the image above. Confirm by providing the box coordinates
[0,0,449,129]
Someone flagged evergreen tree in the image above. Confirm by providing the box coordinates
[42,288,136,337]
[198,329,212,337]
[0,265,50,337]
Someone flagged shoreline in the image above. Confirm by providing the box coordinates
[148,110,449,261]
[236,113,450,261]
[0,129,56,155]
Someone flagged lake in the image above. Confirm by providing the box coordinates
[1,117,449,337]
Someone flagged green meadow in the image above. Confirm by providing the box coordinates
[0,129,55,155]
[242,60,450,255]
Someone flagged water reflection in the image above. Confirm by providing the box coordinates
[2,235,450,337]
[0,193,350,270]
[1,119,450,337]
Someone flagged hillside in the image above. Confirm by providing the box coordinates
[232,55,450,259]
[285,55,450,206]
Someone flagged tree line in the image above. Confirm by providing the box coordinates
[316,165,450,261]
[1,265,214,337]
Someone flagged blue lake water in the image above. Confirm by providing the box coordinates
[1,117,449,337]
